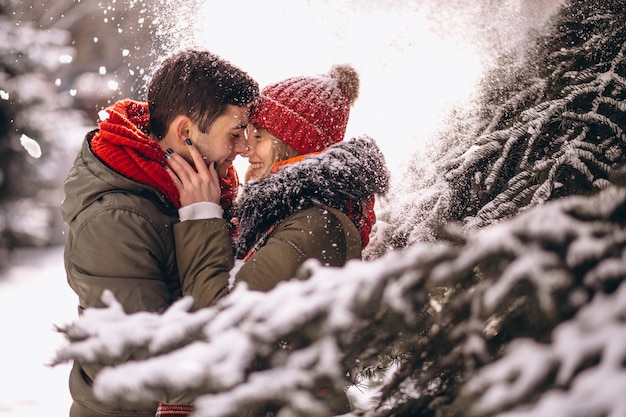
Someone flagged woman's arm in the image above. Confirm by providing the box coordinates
[235,206,356,291]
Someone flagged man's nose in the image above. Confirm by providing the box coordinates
[233,135,250,155]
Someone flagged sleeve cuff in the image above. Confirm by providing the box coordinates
[179,202,224,221]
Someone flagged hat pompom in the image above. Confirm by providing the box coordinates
[329,64,359,105]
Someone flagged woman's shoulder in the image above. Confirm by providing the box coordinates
[280,205,359,237]
[285,204,347,222]
[274,205,361,260]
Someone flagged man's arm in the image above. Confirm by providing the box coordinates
[173,218,233,309]
[65,207,174,314]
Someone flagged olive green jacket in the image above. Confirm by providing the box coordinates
[61,134,231,416]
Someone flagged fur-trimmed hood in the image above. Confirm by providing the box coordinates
[235,135,390,257]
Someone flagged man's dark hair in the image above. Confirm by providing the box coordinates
[147,48,259,140]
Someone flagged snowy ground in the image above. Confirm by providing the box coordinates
[0,245,75,416]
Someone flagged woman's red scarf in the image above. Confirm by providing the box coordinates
[90,99,181,208]
[272,154,376,248]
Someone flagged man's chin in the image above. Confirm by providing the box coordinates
[218,163,232,178]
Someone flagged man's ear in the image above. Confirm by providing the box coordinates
[171,115,193,145]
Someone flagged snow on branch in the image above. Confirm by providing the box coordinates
[53,184,626,417]
[52,247,447,415]
[373,190,626,417]
[53,293,216,365]
[447,8,626,230]
[461,280,626,417]
[378,0,626,250]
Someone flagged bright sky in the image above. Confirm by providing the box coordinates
[84,0,564,180]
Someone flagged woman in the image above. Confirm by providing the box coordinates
[235,131,387,291]
[169,64,389,301]
[162,63,389,415]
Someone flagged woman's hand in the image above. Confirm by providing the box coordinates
[166,142,221,207]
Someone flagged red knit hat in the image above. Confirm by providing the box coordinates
[250,65,360,154]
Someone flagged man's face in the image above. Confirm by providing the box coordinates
[215,117,250,178]
[192,104,249,174]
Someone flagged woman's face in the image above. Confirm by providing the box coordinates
[244,126,277,182]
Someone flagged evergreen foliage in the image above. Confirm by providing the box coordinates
[0,5,88,254]
[380,0,626,249]
[52,183,626,417]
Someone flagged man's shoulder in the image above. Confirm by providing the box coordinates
[64,143,176,222]
[79,190,175,225]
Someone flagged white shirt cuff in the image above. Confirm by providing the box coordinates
[179,202,224,221]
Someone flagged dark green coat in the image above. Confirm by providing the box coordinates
[176,204,362,299]
[61,134,231,416]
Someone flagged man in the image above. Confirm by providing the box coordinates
[60,48,258,417]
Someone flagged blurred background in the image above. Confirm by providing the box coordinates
[0,0,563,266]
[0,0,161,266]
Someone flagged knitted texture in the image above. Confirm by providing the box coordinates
[155,403,192,416]
[90,99,181,208]
[219,164,239,210]
[250,65,359,154]
[235,135,389,258]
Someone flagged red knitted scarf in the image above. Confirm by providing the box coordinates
[156,403,192,416]
[90,99,181,208]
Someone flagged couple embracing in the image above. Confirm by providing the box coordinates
[61,48,389,417]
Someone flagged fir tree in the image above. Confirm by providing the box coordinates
[380,0,626,249]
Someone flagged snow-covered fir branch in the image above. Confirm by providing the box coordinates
[377,0,626,250]
[53,184,626,417]
[52,244,446,415]
[461,277,626,417]
[375,185,626,417]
